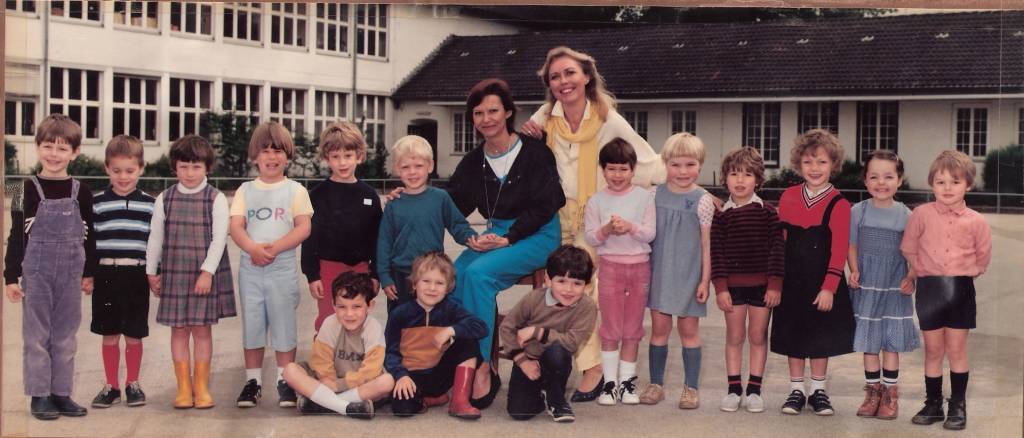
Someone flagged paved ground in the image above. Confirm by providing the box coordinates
[1,208,1022,437]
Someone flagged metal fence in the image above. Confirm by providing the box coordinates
[4,175,1023,213]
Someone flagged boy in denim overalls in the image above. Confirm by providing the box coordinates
[4,114,98,420]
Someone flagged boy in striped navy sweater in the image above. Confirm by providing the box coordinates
[710,147,785,414]
[89,135,156,408]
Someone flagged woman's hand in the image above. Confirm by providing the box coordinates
[383,285,399,301]
[520,120,543,138]
[813,290,834,312]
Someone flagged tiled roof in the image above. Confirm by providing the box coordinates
[392,11,1024,102]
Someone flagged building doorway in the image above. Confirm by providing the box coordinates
[407,119,438,178]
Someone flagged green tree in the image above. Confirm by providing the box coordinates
[983,144,1023,193]
[5,140,18,174]
[200,111,256,179]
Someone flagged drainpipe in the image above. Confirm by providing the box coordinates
[42,4,50,112]
[350,5,357,121]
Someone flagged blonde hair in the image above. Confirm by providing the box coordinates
[390,135,434,168]
[318,121,367,160]
[928,150,976,188]
[537,46,616,122]
[661,132,706,164]
[248,121,296,160]
[410,252,456,294]
[791,129,844,176]
[105,135,145,167]
[720,146,766,186]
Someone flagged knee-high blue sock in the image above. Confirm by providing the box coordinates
[648,344,668,385]
[682,347,702,389]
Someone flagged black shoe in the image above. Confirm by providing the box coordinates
[570,377,604,403]
[469,368,501,410]
[124,382,146,407]
[943,398,966,430]
[277,380,297,408]
[808,389,835,416]
[91,385,121,408]
[50,395,88,417]
[236,379,262,408]
[30,396,60,420]
[547,399,575,423]
[781,390,806,415]
[296,395,333,415]
[346,400,375,420]
[911,397,945,425]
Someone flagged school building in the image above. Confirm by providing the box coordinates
[390,11,1024,190]
[2,2,516,171]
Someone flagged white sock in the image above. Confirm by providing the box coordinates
[810,376,827,393]
[246,368,262,386]
[601,350,620,384]
[310,385,348,414]
[790,377,805,393]
[619,360,637,382]
[338,388,362,404]
[276,367,284,383]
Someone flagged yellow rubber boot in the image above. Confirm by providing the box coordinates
[173,361,194,409]
[193,361,215,409]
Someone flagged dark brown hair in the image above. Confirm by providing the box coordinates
[928,150,976,188]
[791,129,844,177]
[331,271,378,304]
[599,137,637,169]
[545,245,594,284]
[863,149,905,179]
[720,146,766,186]
[169,134,216,170]
[466,78,517,135]
[105,135,145,167]
[35,113,82,150]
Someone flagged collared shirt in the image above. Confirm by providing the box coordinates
[722,193,765,211]
[900,201,992,277]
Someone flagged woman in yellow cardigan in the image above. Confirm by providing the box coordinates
[522,46,665,400]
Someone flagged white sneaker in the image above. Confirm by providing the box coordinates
[619,376,640,405]
[720,393,742,412]
[597,381,618,406]
[745,393,765,413]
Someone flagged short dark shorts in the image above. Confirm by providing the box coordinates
[915,276,976,331]
[90,265,150,339]
[729,285,768,308]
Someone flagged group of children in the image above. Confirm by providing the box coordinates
[4,114,991,431]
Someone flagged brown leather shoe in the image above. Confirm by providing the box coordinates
[856,383,882,417]
[876,384,899,420]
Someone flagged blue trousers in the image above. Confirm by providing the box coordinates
[452,215,560,361]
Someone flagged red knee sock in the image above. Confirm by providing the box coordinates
[102,344,120,388]
[125,342,143,384]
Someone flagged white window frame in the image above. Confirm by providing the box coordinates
[170,1,213,37]
[315,2,349,55]
[623,110,648,140]
[222,81,261,127]
[49,0,102,23]
[954,105,989,159]
[269,2,308,49]
[169,78,213,141]
[6,0,38,16]
[856,101,899,162]
[49,66,101,141]
[112,1,160,32]
[355,4,387,59]
[313,90,348,137]
[356,94,387,152]
[670,109,697,135]
[5,96,37,138]
[797,101,839,135]
[270,86,307,135]
[111,74,159,142]
[742,103,781,167]
[452,111,476,155]
[223,2,263,44]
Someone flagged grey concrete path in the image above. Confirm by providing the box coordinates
[1,210,1021,437]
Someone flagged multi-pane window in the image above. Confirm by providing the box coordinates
[452,112,476,154]
[798,102,839,135]
[315,2,349,54]
[1018,109,1024,145]
[50,1,101,21]
[49,67,101,139]
[955,108,988,158]
[4,98,36,137]
[6,1,37,14]
[270,87,306,135]
[223,3,262,42]
[169,78,213,141]
[171,2,213,36]
[113,1,159,30]
[313,90,348,136]
[356,94,387,151]
[856,101,899,162]
[270,3,307,47]
[742,103,781,166]
[112,75,159,142]
[671,110,697,135]
[222,82,261,126]
[623,111,648,140]
[356,4,387,58]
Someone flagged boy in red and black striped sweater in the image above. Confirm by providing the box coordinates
[711,146,784,413]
